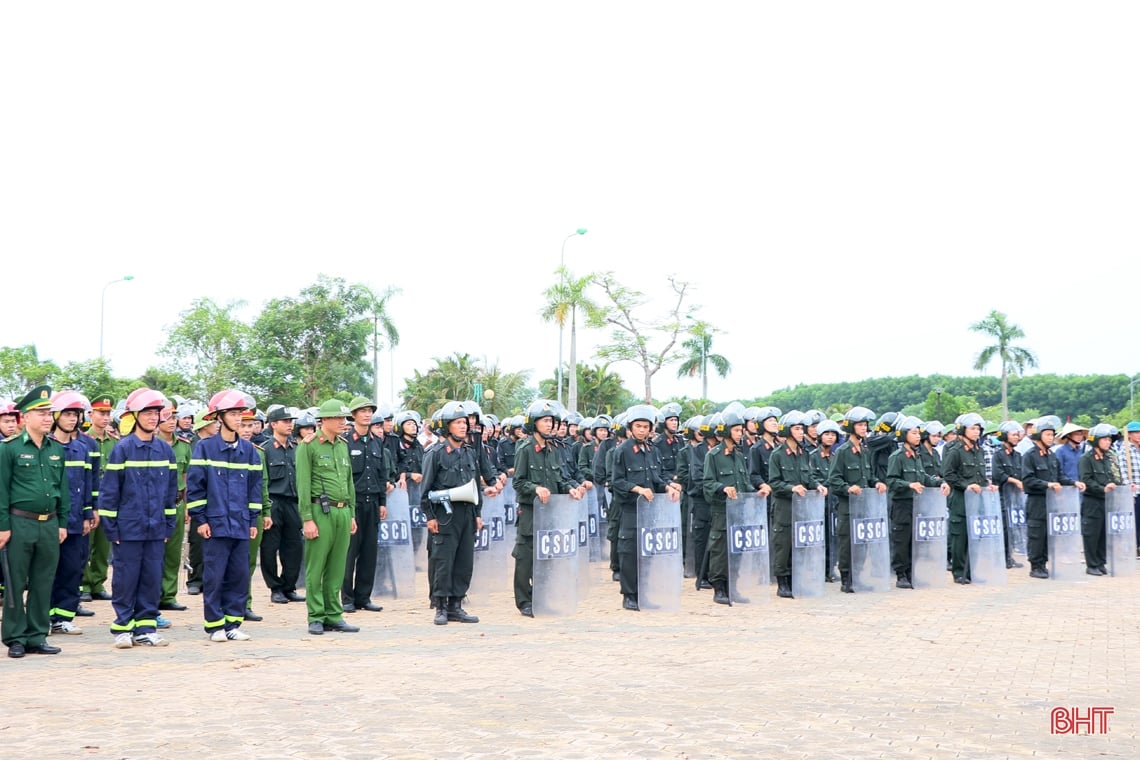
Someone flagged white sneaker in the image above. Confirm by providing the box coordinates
[225,628,252,641]
[51,621,83,636]
[209,630,228,642]
[114,633,134,649]
[133,632,169,647]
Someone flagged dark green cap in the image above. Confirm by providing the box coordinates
[16,385,52,414]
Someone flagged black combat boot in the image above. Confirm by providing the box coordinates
[776,575,794,599]
[712,583,732,606]
[434,603,448,625]
[896,573,913,589]
[446,597,479,623]
[840,571,854,593]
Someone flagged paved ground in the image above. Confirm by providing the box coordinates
[2,556,1136,758]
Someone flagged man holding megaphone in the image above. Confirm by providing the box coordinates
[421,401,487,626]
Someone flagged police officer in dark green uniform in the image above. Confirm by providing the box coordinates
[768,411,827,599]
[702,409,754,606]
[342,396,389,613]
[827,406,885,594]
[941,412,995,584]
[511,399,584,617]
[1,386,68,657]
[1079,423,1122,575]
[886,416,949,588]
[261,406,304,604]
[296,399,359,635]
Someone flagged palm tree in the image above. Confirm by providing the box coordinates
[970,310,1038,420]
[676,320,731,400]
[365,285,401,404]
[541,362,635,415]
[540,267,601,412]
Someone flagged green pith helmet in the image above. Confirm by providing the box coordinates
[316,399,351,419]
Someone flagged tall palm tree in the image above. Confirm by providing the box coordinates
[540,267,601,412]
[970,309,1038,420]
[365,285,401,404]
[676,320,731,400]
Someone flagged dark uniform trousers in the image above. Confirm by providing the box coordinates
[511,504,535,606]
[2,518,61,647]
[429,503,477,602]
[50,531,90,622]
[1081,496,1106,570]
[260,496,303,594]
[607,498,621,573]
[617,502,641,596]
[889,499,913,577]
[186,526,204,592]
[770,498,793,577]
[690,495,711,583]
[706,505,728,585]
[948,490,970,580]
[836,497,853,575]
[343,492,381,606]
[1026,495,1048,568]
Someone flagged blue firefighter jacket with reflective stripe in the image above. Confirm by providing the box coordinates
[186,434,264,539]
[98,433,179,542]
[54,434,95,535]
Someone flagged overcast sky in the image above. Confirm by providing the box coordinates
[3,2,1137,407]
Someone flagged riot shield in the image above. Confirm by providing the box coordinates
[503,478,518,564]
[406,482,428,573]
[1106,488,1136,578]
[850,491,891,593]
[532,495,581,616]
[598,489,612,563]
[468,492,507,606]
[636,493,683,612]
[1001,484,1027,558]
[910,491,947,589]
[791,492,824,598]
[374,489,416,600]
[1047,486,1083,581]
[727,493,768,604]
[587,487,603,563]
[576,495,590,600]
[965,489,1007,586]
[683,495,696,578]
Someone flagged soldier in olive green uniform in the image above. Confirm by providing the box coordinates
[886,416,948,588]
[512,400,584,617]
[1079,424,1123,575]
[827,406,885,593]
[702,410,754,606]
[941,413,994,584]
[157,403,192,611]
[80,391,118,601]
[768,411,827,599]
[1,386,69,657]
[296,399,358,635]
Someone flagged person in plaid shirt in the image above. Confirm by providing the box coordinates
[1114,421,1140,557]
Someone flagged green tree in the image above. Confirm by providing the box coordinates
[160,298,253,398]
[401,354,532,418]
[53,358,115,398]
[675,319,731,400]
[251,275,375,405]
[540,267,601,413]
[922,389,965,424]
[366,286,401,404]
[476,362,533,417]
[540,362,635,415]
[137,366,197,401]
[970,310,1038,421]
[589,272,692,403]
[0,345,60,398]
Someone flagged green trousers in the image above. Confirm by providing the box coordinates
[160,502,187,605]
[2,518,61,647]
[247,523,263,610]
[81,522,110,594]
[303,506,352,624]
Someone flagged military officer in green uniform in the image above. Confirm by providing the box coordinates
[768,411,827,599]
[80,391,118,601]
[827,406,886,593]
[157,401,192,611]
[0,386,69,658]
[886,416,949,588]
[941,413,996,584]
[296,399,359,636]
[702,409,754,606]
[511,399,584,617]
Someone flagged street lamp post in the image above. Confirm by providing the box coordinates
[556,228,587,406]
[99,276,135,359]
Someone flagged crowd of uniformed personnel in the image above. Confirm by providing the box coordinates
[2,384,1139,656]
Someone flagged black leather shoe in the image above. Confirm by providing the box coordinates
[954,576,971,585]
[75,604,96,617]
[1029,567,1049,579]
[697,579,713,590]
[186,586,202,596]
[307,621,324,636]
[271,591,289,604]
[360,602,384,612]
[1086,567,1105,576]
[447,604,479,624]
[896,576,913,589]
[244,610,263,622]
[323,620,360,633]
[520,605,534,618]
[342,602,356,613]
[79,591,93,603]
[26,643,62,655]
[1006,558,1024,569]
[159,601,188,611]
[434,606,449,625]
[713,588,732,606]
[91,590,113,601]
[622,595,639,611]
[611,571,621,582]
[284,591,306,602]
[8,643,25,658]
